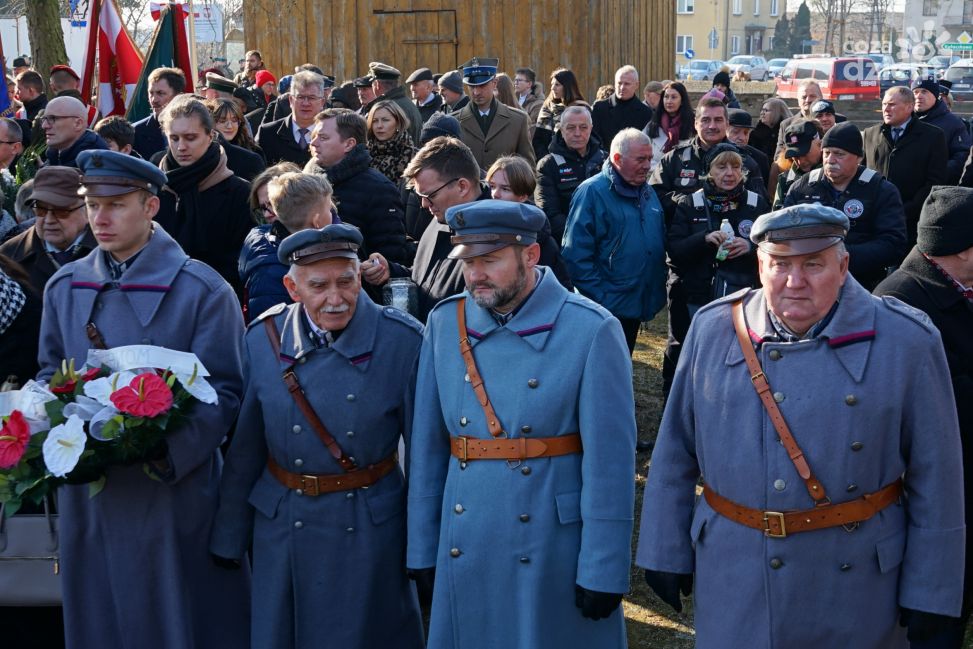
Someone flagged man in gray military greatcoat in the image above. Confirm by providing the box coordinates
[210,223,425,649]
[37,150,250,648]
[637,204,965,649]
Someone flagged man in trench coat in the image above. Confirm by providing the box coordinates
[210,223,425,648]
[408,200,636,648]
[36,150,250,648]
[637,203,965,649]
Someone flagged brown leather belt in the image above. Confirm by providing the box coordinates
[449,434,582,462]
[267,453,398,496]
[703,478,903,538]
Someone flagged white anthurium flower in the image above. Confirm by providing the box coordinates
[63,395,105,421]
[83,371,137,407]
[174,370,218,405]
[42,414,87,477]
[88,406,123,441]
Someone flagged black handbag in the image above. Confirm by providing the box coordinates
[0,498,62,606]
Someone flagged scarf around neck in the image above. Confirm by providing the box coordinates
[660,111,683,153]
[704,180,746,213]
[160,141,233,251]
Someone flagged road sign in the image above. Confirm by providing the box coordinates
[943,43,973,51]
[685,48,696,60]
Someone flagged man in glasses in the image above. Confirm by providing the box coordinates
[41,96,110,168]
[257,70,327,166]
[0,117,23,173]
[0,165,96,293]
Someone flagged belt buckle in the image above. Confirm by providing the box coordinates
[763,511,787,538]
[458,437,469,463]
[301,474,320,497]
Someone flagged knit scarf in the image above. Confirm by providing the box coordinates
[704,180,746,213]
[367,130,416,184]
[160,142,233,252]
[660,112,683,153]
[0,268,25,336]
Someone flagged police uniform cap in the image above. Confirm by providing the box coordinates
[277,223,364,265]
[750,204,849,256]
[76,150,167,197]
[30,166,83,207]
[703,142,742,172]
[368,62,401,81]
[810,99,836,116]
[205,72,238,93]
[820,121,863,157]
[460,58,499,86]
[406,67,434,84]
[727,109,754,129]
[783,119,820,159]
[446,199,546,260]
[353,75,374,88]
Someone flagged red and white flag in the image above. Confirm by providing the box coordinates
[81,0,144,116]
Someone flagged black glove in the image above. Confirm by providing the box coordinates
[574,584,623,620]
[899,607,959,643]
[407,567,435,607]
[210,553,242,570]
[644,569,693,613]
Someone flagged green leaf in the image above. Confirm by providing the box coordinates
[88,476,106,499]
[3,499,22,517]
[142,463,162,482]
[44,400,66,426]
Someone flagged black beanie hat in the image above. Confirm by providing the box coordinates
[821,121,863,157]
[420,112,461,145]
[713,71,731,88]
[917,185,973,256]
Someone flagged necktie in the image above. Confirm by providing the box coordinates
[50,249,74,266]
[298,128,309,150]
[892,127,903,143]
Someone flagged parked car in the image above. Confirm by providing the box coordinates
[767,58,789,78]
[727,55,769,81]
[776,56,880,101]
[928,55,962,79]
[855,52,895,71]
[678,59,725,81]
[878,63,938,96]
[944,60,973,101]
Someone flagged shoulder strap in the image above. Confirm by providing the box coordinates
[730,300,828,504]
[681,146,692,162]
[456,298,505,438]
[858,167,877,183]
[263,317,357,472]
[691,190,706,209]
[808,168,824,183]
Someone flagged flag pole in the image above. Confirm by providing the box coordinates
[186,0,199,88]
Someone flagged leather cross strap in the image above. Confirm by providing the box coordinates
[703,478,903,538]
[456,298,504,438]
[86,321,108,350]
[263,317,357,472]
[731,300,828,504]
[450,434,582,462]
[267,453,397,496]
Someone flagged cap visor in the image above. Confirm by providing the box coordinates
[448,241,511,260]
[79,184,141,197]
[29,188,81,206]
[293,250,359,266]
[784,143,811,159]
[757,237,843,256]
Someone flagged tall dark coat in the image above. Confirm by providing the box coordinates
[255,115,312,167]
[0,226,98,295]
[304,145,408,264]
[874,247,973,622]
[590,94,653,152]
[535,130,606,245]
[36,225,250,649]
[917,100,972,184]
[132,113,167,160]
[861,118,948,242]
[0,267,41,386]
[456,98,536,169]
[747,120,779,163]
[417,93,444,123]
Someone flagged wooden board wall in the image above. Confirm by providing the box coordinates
[244,0,675,99]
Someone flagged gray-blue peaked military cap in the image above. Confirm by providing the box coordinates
[277,223,363,265]
[750,203,849,256]
[77,149,167,197]
[446,199,547,260]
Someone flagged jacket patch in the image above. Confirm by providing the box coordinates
[843,199,865,220]
[828,330,876,348]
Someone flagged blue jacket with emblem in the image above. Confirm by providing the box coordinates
[637,278,965,649]
[210,294,425,649]
[37,224,250,649]
[408,267,636,649]
[561,160,666,321]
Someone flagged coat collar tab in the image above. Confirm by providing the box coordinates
[461,268,565,351]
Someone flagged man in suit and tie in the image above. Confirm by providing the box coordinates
[454,58,535,169]
[256,70,327,167]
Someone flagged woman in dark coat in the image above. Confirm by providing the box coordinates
[365,99,415,185]
[643,81,695,164]
[532,68,588,159]
[156,95,254,296]
[749,97,791,163]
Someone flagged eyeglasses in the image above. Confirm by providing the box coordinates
[216,118,240,127]
[39,115,79,126]
[291,94,324,104]
[414,177,459,203]
[33,204,84,219]
[0,140,18,145]
[251,203,275,221]
[514,77,530,84]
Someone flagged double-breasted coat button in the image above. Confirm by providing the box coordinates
[346,394,355,401]
[346,492,354,499]
[521,425,531,434]
[773,479,786,491]
[298,357,307,364]
[295,489,303,496]
[346,527,355,533]
[773,392,785,403]
[464,374,470,382]
[519,514,530,522]
[527,379,539,388]
[521,466,532,475]
[450,548,461,558]
[294,458,304,467]
[840,563,852,571]
[519,556,530,564]
[346,430,354,437]
[460,417,468,427]
[769,350,782,361]
[294,521,304,529]
[769,557,783,569]
[846,484,858,493]
[845,395,858,406]
[850,441,864,451]
[454,504,464,514]
[292,425,302,434]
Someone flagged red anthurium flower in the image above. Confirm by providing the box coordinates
[0,410,30,469]
[51,380,77,395]
[81,367,103,382]
[110,373,174,418]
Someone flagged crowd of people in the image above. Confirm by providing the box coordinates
[0,50,971,649]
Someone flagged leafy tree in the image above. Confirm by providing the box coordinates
[792,1,813,55]
[772,14,791,58]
